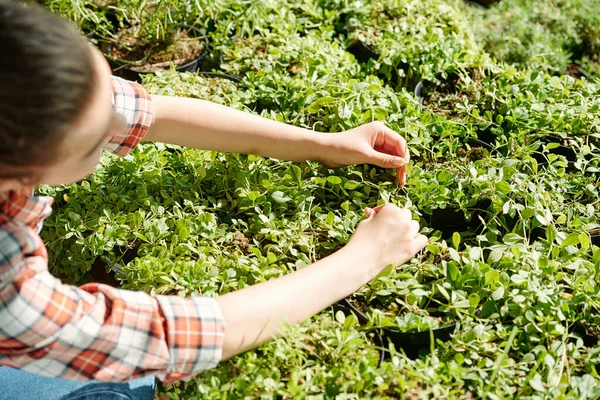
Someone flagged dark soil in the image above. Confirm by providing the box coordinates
[456,145,489,162]
[110,29,205,71]
[566,63,583,78]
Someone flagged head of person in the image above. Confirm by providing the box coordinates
[0,0,126,192]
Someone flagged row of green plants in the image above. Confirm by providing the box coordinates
[469,0,600,78]
[40,0,600,398]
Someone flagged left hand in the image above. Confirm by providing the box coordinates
[320,122,410,185]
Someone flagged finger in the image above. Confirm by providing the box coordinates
[373,125,408,160]
[408,220,420,236]
[409,234,429,253]
[372,204,387,214]
[364,207,375,220]
[377,203,410,221]
[370,126,409,184]
[367,149,405,169]
[399,161,408,186]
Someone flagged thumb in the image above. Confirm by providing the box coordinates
[364,207,376,220]
[368,150,406,168]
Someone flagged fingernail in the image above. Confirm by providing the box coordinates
[392,158,405,167]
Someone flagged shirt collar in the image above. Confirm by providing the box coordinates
[0,187,54,228]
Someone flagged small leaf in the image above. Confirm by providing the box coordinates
[327,176,342,185]
[561,233,580,248]
[469,293,480,308]
[503,233,523,245]
[453,299,471,308]
[529,378,545,392]
[344,180,361,190]
[271,191,291,203]
[452,232,461,249]
[492,286,504,301]
[485,269,500,286]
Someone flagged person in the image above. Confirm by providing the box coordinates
[0,1,428,399]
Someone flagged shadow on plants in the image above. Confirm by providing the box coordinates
[346,40,380,62]
[570,321,600,347]
[334,13,380,62]
[470,127,579,164]
[414,71,470,106]
[425,199,492,238]
[90,245,139,287]
[334,298,456,362]
[463,0,497,8]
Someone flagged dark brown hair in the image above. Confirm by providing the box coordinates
[0,0,95,182]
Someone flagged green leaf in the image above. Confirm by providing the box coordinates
[485,269,500,286]
[344,180,361,190]
[545,225,557,244]
[561,233,580,248]
[447,263,460,281]
[529,378,546,392]
[503,233,523,245]
[374,263,394,279]
[510,274,527,285]
[271,191,291,203]
[469,293,480,308]
[491,286,504,301]
[290,165,302,186]
[453,299,471,308]
[452,232,461,250]
[495,181,512,195]
[327,176,342,185]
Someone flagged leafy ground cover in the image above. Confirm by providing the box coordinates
[39,0,600,398]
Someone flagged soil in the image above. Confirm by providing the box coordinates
[110,28,205,72]
[233,231,250,249]
[456,145,489,162]
[566,63,583,78]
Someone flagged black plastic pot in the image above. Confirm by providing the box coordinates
[379,323,456,360]
[414,71,467,105]
[346,39,380,62]
[464,0,487,8]
[464,0,497,8]
[534,141,578,163]
[570,321,600,347]
[333,299,385,367]
[107,29,209,83]
[470,127,579,164]
[426,199,492,237]
[334,299,456,362]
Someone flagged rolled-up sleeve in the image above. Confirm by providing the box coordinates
[0,220,225,383]
[104,77,155,157]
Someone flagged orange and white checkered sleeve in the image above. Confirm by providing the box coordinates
[0,221,225,383]
[104,77,154,156]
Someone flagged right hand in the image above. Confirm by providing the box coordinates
[346,203,428,276]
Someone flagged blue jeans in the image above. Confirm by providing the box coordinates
[0,367,156,400]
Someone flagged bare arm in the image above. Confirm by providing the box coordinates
[217,204,428,359]
[146,95,410,184]
[146,95,331,163]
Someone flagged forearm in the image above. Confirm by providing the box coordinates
[216,245,376,359]
[146,95,333,162]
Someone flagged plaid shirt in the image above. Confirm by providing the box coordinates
[0,77,225,383]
